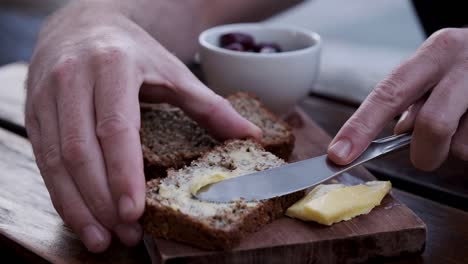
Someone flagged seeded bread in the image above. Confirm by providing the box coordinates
[143,140,303,250]
[140,92,294,178]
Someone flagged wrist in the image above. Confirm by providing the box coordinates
[111,0,209,34]
[113,0,210,62]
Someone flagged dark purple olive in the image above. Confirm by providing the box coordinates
[254,43,282,53]
[223,42,245,52]
[220,33,255,49]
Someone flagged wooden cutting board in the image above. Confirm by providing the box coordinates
[144,108,427,264]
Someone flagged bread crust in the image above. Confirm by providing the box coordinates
[143,184,303,249]
[228,92,295,161]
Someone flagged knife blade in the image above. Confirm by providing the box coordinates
[195,133,411,203]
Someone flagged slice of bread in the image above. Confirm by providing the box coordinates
[140,92,294,178]
[143,140,303,250]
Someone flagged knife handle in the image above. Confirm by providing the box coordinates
[344,133,412,170]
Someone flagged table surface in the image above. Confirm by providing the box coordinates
[0,63,467,264]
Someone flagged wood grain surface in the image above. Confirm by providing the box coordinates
[145,108,426,264]
[385,191,468,264]
[0,127,150,263]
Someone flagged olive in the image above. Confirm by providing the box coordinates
[219,32,283,53]
[223,42,245,52]
[254,43,282,53]
[220,33,255,50]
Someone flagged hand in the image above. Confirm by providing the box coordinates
[25,2,261,252]
[328,28,468,170]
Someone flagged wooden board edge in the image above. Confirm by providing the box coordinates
[145,226,426,264]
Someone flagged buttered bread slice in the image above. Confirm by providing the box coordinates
[143,140,303,250]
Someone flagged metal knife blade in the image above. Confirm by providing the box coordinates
[195,133,411,203]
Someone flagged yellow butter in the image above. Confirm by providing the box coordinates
[286,181,391,225]
[286,184,346,220]
[190,173,229,196]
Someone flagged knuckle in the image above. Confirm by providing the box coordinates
[436,74,457,91]
[370,75,406,111]
[89,197,108,215]
[411,156,437,172]
[430,28,463,51]
[88,197,115,226]
[29,86,50,114]
[50,56,78,85]
[91,45,128,66]
[409,146,439,172]
[61,198,85,227]
[27,81,43,101]
[51,199,63,218]
[451,140,468,161]
[459,55,468,72]
[96,113,136,139]
[35,155,47,173]
[417,28,464,69]
[201,95,229,119]
[417,52,443,73]
[60,136,90,167]
[344,115,374,137]
[24,113,38,138]
[41,144,62,172]
[46,188,63,217]
[29,99,41,115]
[416,110,456,139]
[108,158,124,173]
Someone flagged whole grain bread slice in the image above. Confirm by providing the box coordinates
[143,140,303,250]
[140,92,294,178]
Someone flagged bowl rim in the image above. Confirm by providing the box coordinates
[199,23,322,58]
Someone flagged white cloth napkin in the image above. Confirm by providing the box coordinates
[267,0,425,104]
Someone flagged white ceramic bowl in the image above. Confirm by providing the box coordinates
[199,23,322,114]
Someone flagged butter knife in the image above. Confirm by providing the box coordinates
[195,133,411,203]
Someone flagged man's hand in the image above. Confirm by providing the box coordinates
[25,1,261,252]
[328,28,468,170]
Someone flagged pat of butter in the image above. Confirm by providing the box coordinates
[190,173,229,196]
[286,181,391,225]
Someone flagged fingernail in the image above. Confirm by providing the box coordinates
[250,125,263,139]
[115,223,142,246]
[118,195,135,221]
[397,110,409,124]
[395,110,410,134]
[81,225,106,252]
[329,139,352,161]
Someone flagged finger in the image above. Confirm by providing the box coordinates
[25,103,62,216]
[412,68,468,171]
[53,166,112,253]
[93,49,146,225]
[55,58,119,230]
[327,30,458,165]
[114,223,143,247]
[394,98,426,134]
[451,113,468,161]
[34,78,111,252]
[139,61,262,140]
